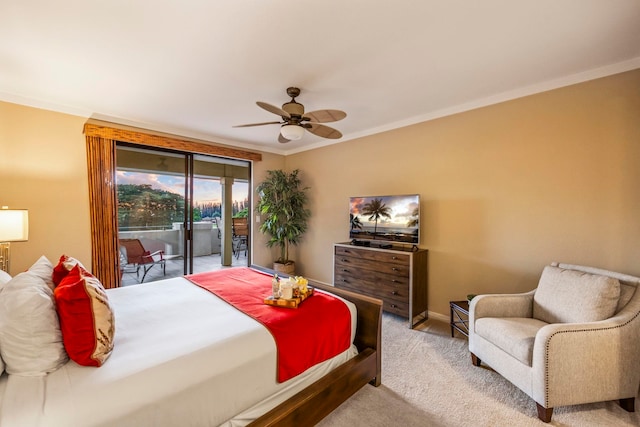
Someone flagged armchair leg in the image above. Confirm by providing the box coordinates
[619,397,635,412]
[536,403,553,423]
[470,352,481,367]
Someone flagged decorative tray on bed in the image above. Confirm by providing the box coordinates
[264,287,314,309]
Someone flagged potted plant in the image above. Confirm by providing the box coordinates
[255,169,310,275]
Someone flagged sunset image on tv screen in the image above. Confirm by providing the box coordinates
[349,194,419,244]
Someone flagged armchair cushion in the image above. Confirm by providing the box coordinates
[475,317,548,365]
[533,266,620,324]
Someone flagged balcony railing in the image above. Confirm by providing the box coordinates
[118,221,221,257]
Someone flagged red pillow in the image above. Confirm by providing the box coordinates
[52,255,86,286]
[54,265,115,367]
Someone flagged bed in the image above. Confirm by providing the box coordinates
[0,261,382,427]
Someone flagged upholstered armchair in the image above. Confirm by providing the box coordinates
[468,262,640,423]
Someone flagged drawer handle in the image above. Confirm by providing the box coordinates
[392,256,397,260]
[392,267,399,271]
[341,268,349,273]
[391,291,398,295]
[390,304,398,308]
[392,279,399,283]
[341,258,349,262]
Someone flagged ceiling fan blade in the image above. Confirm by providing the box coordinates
[306,123,343,139]
[257,101,291,118]
[278,133,291,144]
[304,109,347,123]
[232,121,282,128]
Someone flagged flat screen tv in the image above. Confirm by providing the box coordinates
[349,194,420,245]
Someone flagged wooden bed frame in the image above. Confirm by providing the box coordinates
[248,266,383,427]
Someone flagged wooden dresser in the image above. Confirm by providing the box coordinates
[333,242,428,328]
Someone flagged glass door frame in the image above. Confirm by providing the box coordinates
[84,121,261,288]
[184,154,194,275]
[115,142,251,281]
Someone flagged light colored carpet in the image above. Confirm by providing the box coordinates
[318,314,640,427]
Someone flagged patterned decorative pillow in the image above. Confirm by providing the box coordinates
[52,254,87,286]
[54,265,115,367]
[0,271,68,375]
[533,266,621,324]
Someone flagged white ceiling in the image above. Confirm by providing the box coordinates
[2,1,639,155]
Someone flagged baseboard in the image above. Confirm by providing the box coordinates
[428,311,449,324]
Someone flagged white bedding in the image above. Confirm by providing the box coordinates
[0,276,357,427]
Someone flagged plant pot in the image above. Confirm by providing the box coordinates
[274,261,295,276]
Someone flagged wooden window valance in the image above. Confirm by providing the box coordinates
[84,121,261,287]
[83,121,262,161]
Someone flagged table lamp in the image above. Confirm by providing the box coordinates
[0,207,29,273]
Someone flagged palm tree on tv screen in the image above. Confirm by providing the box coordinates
[350,213,363,231]
[362,198,391,236]
[407,206,419,228]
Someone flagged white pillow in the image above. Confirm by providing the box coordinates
[27,255,55,290]
[0,267,7,374]
[0,271,68,376]
[0,269,11,288]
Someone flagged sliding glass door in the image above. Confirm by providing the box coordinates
[115,144,250,285]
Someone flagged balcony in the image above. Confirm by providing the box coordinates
[119,221,248,286]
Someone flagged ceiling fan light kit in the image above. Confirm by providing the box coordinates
[234,87,346,143]
[280,124,305,141]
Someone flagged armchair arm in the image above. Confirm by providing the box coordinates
[531,310,640,408]
[469,291,535,337]
[470,291,535,320]
[141,250,165,263]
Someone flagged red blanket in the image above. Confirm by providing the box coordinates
[186,267,352,382]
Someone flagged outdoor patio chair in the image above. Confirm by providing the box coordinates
[119,238,166,283]
[213,217,222,239]
[232,217,248,259]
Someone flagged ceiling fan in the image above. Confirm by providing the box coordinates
[234,87,346,143]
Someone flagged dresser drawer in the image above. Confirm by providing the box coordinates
[334,271,409,305]
[334,254,410,277]
[335,279,409,317]
[383,300,409,317]
[334,263,409,287]
[335,246,409,267]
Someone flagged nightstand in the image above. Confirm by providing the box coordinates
[450,300,470,338]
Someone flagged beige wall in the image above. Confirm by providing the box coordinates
[286,69,640,317]
[0,102,90,275]
[0,100,285,276]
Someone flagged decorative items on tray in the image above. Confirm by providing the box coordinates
[264,274,314,308]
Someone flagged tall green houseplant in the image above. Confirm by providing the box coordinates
[255,169,310,271]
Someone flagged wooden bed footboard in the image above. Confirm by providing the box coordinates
[249,266,383,427]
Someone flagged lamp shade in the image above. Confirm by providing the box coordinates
[280,125,305,141]
[0,208,29,242]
